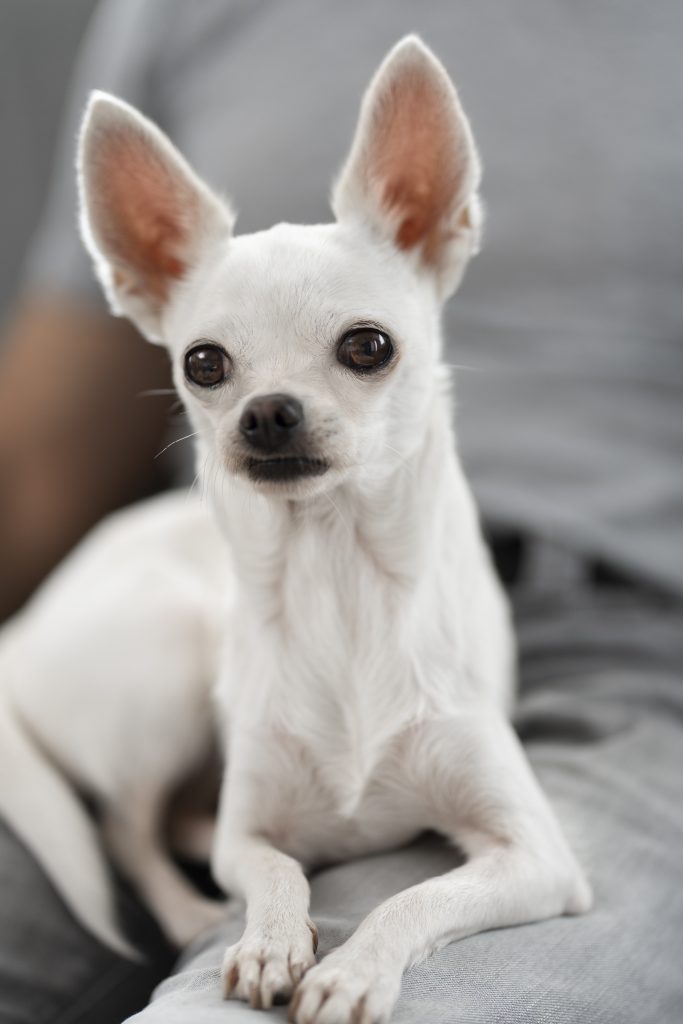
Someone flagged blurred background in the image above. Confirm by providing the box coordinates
[0,0,95,315]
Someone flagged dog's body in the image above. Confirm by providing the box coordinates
[0,491,229,952]
[0,36,591,1024]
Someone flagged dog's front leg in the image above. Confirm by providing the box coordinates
[213,827,317,1009]
[292,715,592,1024]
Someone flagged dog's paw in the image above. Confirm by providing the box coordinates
[288,952,400,1024]
[222,919,318,1010]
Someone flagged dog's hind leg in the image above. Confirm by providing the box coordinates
[168,810,216,863]
[103,790,227,948]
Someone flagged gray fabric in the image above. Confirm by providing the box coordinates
[0,823,173,1024]
[22,0,683,595]
[118,581,683,1024]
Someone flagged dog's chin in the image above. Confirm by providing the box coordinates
[237,454,333,497]
[246,455,328,483]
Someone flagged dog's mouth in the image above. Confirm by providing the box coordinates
[245,455,330,483]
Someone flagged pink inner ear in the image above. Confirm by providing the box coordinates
[370,69,469,265]
[94,128,191,301]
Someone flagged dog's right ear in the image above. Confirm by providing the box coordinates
[78,92,234,341]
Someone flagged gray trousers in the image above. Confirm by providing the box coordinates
[2,576,683,1024]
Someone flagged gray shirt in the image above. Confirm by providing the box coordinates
[25,0,683,594]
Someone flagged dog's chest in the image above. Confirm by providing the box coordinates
[221,512,433,845]
[228,724,430,865]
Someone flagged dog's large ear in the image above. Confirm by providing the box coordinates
[332,36,482,297]
[78,92,234,341]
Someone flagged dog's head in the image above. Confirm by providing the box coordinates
[78,36,481,499]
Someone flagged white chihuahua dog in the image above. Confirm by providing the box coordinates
[0,36,591,1024]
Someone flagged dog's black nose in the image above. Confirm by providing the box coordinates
[239,393,304,452]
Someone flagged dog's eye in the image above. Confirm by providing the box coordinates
[184,343,231,388]
[337,328,394,373]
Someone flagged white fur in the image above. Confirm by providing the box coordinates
[0,493,231,950]
[0,35,591,1022]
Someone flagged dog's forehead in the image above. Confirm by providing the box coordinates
[172,222,423,356]
[221,222,408,308]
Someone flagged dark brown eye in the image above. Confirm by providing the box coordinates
[184,343,230,388]
[337,328,394,373]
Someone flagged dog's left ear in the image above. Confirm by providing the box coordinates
[332,36,482,298]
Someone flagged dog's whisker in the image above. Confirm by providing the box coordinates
[137,388,178,398]
[323,491,352,537]
[211,457,221,507]
[203,456,214,504]
[154,431,199,460]
[200,452,211,506]
[381,441,415,476]
[187,462,204,504]
[441,362,485,373]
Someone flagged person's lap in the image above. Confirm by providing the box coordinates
[2,583,682,1023]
